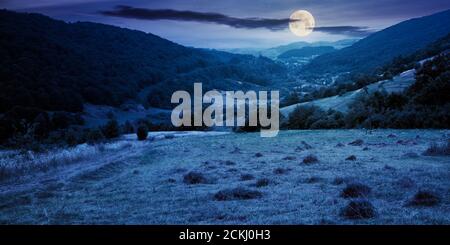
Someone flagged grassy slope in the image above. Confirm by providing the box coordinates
[0,130,448,224]
[280,69,415,116]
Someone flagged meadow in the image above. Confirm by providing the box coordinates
[0,129,448,224]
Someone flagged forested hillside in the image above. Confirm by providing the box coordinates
[0,10,286,113]
[304,9,450,74]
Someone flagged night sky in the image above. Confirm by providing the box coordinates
[2,0,450,48]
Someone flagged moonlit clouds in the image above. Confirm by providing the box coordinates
[1,0,449,48]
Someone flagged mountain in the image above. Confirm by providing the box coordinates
[278,46,336,59]
[0,10,286,113]
[224,39,358,59]
[305,9,450,74]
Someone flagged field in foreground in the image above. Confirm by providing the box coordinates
[0,130,449,224]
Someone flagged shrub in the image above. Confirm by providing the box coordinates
[422,141,450,156]
[273,167,289,175]
[407,190,441,206]
[302,154,319,164]
[340,200,376,219]
[346,155,357,161]
[102,119,120,139]
[214,187,262,201]
[136,125,148,141]
[85,128,105,144]
[341,183,371,198]
[224,160,236,166]
[64,128,83,146]
[287,105,344,129]
[183,171,209,185]
[282,156,296,161]
[348,139,364,146]
[255,178,270,187]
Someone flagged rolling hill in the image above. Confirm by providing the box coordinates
[280,68,416,116]
[0,10,286,113]
[304,9,450,74]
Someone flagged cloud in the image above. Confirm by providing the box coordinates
[100,5,289,30]
[100,5,372,36]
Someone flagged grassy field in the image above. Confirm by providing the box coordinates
[0,129,449,224]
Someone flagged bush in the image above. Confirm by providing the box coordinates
[102,119,120,139]
[343,53,450,129]
[214,187,262,201]
[407,190,441,206]
[273,167,289,175]
[64,128,83,146]
[255,178,270,187]
[422,141,450,156]
[302,154,319,164]
[85,128,105,144]
[341,183,371,198]
[346,155,357,161]
[340,200,376,219]
[136,125,148,141]
[287,105,345,129]
[183,171,209,185]
[348,139,364,146]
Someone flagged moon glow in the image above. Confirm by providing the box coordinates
[289,10,315,37]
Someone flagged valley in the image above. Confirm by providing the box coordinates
[0,6,449,226]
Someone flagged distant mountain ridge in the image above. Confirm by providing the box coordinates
[224,39,358,59]
[277,46,336,59]
[305,9,450,74]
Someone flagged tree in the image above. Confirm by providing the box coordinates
[136,124,148,141]
[102,119,120,139]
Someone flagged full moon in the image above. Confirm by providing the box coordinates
[289,10,315,37]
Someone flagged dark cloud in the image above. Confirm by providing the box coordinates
[101,5,289,30]
[100,5,372,36]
